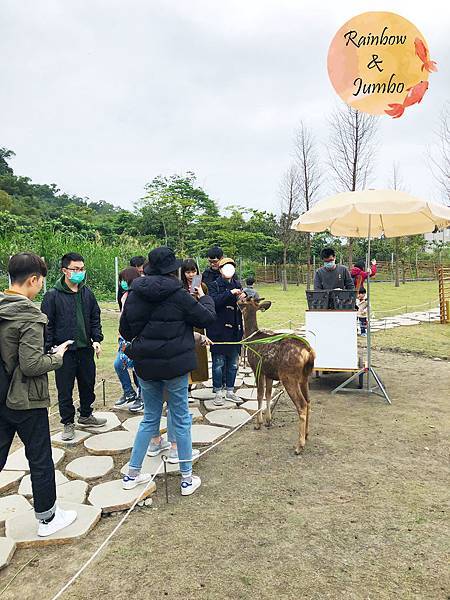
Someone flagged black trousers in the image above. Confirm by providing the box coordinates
[55,347,96,424]
[0,402,56,518]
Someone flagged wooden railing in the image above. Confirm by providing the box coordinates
[438,265,450,323]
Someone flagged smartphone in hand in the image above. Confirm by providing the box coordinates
[191,274,202,294]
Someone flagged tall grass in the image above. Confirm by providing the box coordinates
[0,233,147,300]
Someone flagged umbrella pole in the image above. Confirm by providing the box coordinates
[332,216,391,404]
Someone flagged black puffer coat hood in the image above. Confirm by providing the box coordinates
[120,274,216,381]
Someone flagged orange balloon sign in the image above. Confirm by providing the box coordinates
[327,11,438,118]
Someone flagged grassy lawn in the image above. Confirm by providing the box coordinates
[373,321,450,360]
[94,281,446,374]
[254,280,439,328]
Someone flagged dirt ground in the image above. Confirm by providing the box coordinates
[1,350,449,600]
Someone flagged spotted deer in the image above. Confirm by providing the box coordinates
[238,296,315,453]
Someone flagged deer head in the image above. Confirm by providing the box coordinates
[238,295,272,321]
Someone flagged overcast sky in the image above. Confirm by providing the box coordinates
[1,0,448,214]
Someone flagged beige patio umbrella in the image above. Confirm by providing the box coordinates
[292,189,450,238]
[292,189,450,403]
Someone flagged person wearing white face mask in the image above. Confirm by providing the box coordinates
[206,257,246,406]
[314,247,355,291]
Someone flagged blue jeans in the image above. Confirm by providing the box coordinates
[129,374,192,474]
[212,348,240,392]
[114,338,135,396]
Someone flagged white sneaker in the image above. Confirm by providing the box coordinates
[213,391,225,406]
[38,506,77,537]
[167,448,200,464]
[122,473,152,490]
[181,475,201,496]
[226,391,241,404]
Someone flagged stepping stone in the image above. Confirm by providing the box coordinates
[236,388,258,401]
[234,377,244,388]
[197,380,213,388]
[88,479,156,513]
[0,470,25,493]
[120,450,196,478]
[4,447,65,473]
[0,495,32,527]
[243,375,256,387]
[51,429,92,448]
[188,397,201,407]
[56,480,88,504]
[191,424,227,446]
[205,409,250,429]
[204,399,236,411]
[84,431,135,455]
[239,366,253,374]
[0,537,16,570]
[19,470,69,498]
[190,388,215,400]
[189,407,204,423]
[122,416,167,434]
[66,456,114,481]
[78,411,121,434]
[240,400,271,414]
[5,501,101,548]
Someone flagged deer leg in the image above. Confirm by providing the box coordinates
[264,377,273,427]
[283,376,308,454]
[300,379,311,440]
[254,375,265,430]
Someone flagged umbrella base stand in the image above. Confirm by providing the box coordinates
[331,366,392,404]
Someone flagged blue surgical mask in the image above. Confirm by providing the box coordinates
[324,261,336,270]
[120,280,129,291]
[69,271,86,284]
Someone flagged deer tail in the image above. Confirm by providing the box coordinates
[301,347,316,378]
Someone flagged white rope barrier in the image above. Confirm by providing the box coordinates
[50,391,284,599]
[51,462,164,600]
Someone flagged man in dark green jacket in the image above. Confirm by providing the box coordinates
[0,253,77,537]
[41,252,106,440]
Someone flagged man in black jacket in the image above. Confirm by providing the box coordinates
[41,252,106,441]
[120,246,216,497]
[201,246,223,289]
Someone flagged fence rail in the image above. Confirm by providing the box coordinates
[255,260,450,285]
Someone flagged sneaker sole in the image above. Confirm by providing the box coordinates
[122,478,152,490]
[77,422,106,428]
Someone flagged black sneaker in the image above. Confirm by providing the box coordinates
[114,392,136,407]
[128,398,144,413]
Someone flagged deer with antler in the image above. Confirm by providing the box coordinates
[238,295,316,453]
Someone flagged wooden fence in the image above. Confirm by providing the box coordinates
[438,266,450,323]
[255,261,449,285]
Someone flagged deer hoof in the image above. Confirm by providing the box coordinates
[264,420,272,428]
[294,445,305,455]
[254,422,261,431]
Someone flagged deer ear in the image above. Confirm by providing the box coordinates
[258,301,272,312]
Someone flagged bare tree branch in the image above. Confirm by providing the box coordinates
[327,104,379,265]
[427,102,450,205]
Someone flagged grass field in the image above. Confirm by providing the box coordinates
[95,281,447,381]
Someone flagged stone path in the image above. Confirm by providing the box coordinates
[0,361,266,559]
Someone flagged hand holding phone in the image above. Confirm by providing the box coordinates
[52,340,74,357]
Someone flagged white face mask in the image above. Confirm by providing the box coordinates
[221,264,235,278]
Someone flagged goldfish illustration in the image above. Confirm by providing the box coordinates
[385,81,429,118]
[414,38,438,73]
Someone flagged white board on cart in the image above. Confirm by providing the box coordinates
[305,310,358,370]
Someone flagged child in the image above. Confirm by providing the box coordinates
[356,287,368,336]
